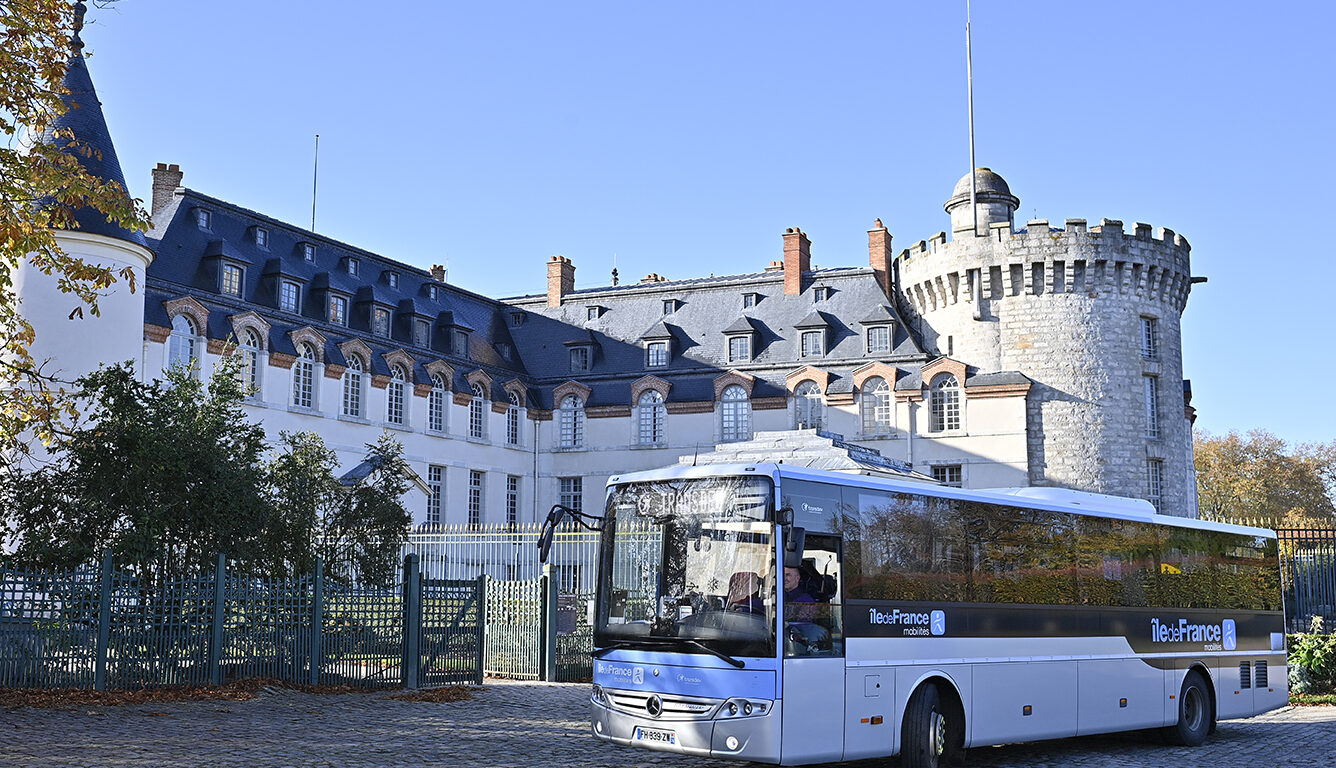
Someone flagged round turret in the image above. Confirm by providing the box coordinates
[945,167,1019,236]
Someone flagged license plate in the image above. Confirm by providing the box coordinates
[634,726,677,746]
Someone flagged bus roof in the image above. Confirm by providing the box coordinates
[605,462,1277,540]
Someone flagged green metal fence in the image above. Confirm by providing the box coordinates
[0,553,485,691]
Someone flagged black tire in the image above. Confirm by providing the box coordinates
[902,683,964,768]
[1162,669,1213,746]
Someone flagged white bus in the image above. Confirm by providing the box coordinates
[582,463,1286,767]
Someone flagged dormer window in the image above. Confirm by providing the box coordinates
[373,307,390,337]
[662,299,677,316]
[195,208,212,229]
[496,342,513,361]
[742,293,759,309]
[222,264,243,297]
[646,340,669,367]
[254,227,269,248]
[570,347,590,372]
[386,271,399,289]
[866,325,891,354]
[728,335,751,363]
[586,306,602,321]
[347,257,360,276]
[801,330,825,358]
[329,295,348,326]
[510,311,525,327]
[428,285,439,300]
[303,243,316,262]
[813,286,831,302]
[414,319,430,347]
[454,329,469,358]
[279,281,301,313]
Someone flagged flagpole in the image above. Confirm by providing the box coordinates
[967,1,978,237]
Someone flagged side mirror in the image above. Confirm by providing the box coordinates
[775,506,793,526]
[783,526,806,568]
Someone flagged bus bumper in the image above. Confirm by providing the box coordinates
[590,698,782,763]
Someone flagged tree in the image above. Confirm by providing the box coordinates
[1,356,275,587]
[1194,429,1336,526]
[267,431,411,586]
[1,1,152,460]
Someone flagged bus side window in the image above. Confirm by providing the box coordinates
[784,534,844,658]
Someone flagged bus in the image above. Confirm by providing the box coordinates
[577,463,1286,767]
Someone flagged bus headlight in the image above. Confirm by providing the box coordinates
[591,683,609,706]
[717,698,768,719]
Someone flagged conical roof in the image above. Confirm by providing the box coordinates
[37,17,146,248]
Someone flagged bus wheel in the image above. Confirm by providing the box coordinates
[1163,670,1213,746]
[902,683,963,768]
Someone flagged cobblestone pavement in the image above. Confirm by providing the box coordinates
[3,681,1335,768]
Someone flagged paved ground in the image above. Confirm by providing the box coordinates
[3,681,1335,768]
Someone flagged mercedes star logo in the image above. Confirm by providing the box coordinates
[645,694,663,718]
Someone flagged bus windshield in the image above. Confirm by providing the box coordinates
[595,475,775,659]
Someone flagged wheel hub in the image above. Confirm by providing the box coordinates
[931,710,946,757]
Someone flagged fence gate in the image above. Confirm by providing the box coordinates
[1278,528,1336,632]
[419,577,485,686]
[482,577,546,680]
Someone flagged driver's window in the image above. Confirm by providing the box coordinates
[784,533,844,657]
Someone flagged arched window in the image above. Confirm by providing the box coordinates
[239,329,262,397]
[929,374,961,432]
[506,391,522,446]
[168,314,198,373]
[636,389,666,446]
[292,342,316,409]
[342,355,364,418]
[860,376,893,435]
[469,382,487,439]
[793,380,824,430]
[559,394,585,449]
[720,385,751,443]
[387,364,407,425]
[428,375,446,432]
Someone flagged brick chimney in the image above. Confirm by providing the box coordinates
[868,218,894,297]
[547,255,575,307]
[151,162,183,218]
[430,264,445,282]
[782,228,810,295]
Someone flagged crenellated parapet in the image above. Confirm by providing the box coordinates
[896,217,1194,319]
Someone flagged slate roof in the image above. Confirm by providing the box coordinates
[37,39,146,248]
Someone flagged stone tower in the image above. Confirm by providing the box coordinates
[895,169,1196,515]
[11,9,153,389]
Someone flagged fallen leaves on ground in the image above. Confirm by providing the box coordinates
[387,686,476,703]
[0,678,376,710]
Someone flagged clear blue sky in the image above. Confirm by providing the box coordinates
[79,1,1335,446]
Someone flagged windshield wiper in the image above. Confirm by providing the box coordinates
[591,638,745,669]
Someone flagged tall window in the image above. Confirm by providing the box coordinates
[428,375,446,432]
[168,314,198,373]
[866,325,891,354]
[929,374,961,432]
[279,281,300,313]
[342,355,364,417]
[454,330,469,358]
[387,364,407,425]
[506,475,520,529]
[414,319,430,347]
[328,295,347,325]
[1144,376,1160,439]
[426,465,444,527]
[239,329,261,398]
[559,394,585,448]
[860,376,893,435]
[506,391,522,446]
[794,380,823,430]
[637,389,666,445]
[1147,459,1164,511]
[222,264,243,296]
[646,341,668,367]
[469,383,487,439]
[932,464,963,487]
[720,385,751,442]
[559,477,583,514]
[1141,317,1159,360]
[292,342,316,408]
[468,470,484,528]
[727,336,750,363]
[569,347,590,372]
[800,330,824,358]
[373,308,390,337]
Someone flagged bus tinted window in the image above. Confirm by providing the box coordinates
[969,502,1076,605]
[844,490,971,602]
